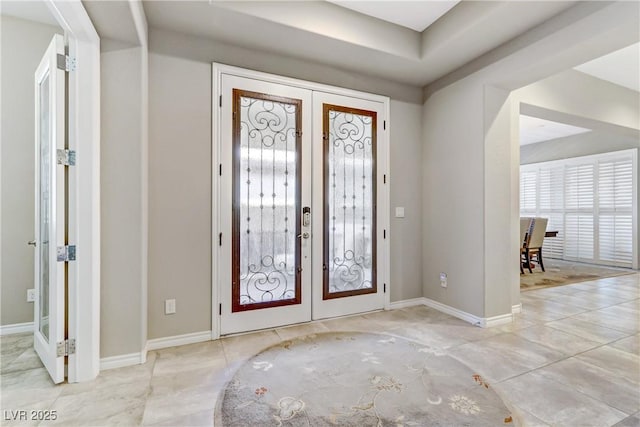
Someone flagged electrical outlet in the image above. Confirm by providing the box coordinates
[439,273,448,288]
[27,289,36,302]
[165,299,176,315]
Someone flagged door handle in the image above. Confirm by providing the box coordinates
[297,232,310,239]
[28,240,36,247]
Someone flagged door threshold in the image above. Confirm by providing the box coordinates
[220,307,386,339]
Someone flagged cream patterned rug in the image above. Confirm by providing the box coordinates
[216,332,515,426]
[520,259,634,292]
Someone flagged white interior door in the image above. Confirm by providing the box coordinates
[33,34,66,384]
[311,92,386,320]
[219,75,313,335]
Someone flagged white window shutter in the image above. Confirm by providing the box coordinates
[520,170,537,213]
[520,150,635,268]
[598,159,633,267]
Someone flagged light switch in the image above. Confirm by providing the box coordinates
[395,207,405,218]
[165,299,176,315]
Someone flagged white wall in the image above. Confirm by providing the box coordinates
[422,77,486,318]
[0,16,62,326]
[146,29,424,340]
[484,86,519,317]
[148,53,212,339]
[389,100,423,302]
[100,45,146,357]
[421,76,519,320]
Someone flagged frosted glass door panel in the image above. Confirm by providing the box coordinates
[323,105,376,299]
[38,73,51,340]
[232,90,301,312]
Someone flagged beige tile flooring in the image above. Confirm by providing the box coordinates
[1,273,638,426]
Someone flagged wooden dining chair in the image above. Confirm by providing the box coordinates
[526,217,548,272]
[520,217,533,273]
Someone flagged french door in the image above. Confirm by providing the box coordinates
[311,92,385,320]
[218,73,386,335]
[33,34,66,384]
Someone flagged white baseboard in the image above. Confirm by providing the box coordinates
[99,331,212,372]
[512,303,522,314]
[388,297,428,310]
[393,297,514,328]
[483,313,514,327]
[146,330,212,351]
[100,352,145,371]
[422,298,484,326]
[0,322,34,336]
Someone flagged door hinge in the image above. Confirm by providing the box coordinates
[57,54,76,72]
[384,283,386,293]
[383,120,386,130]
[219,233,222,246]
[232,111,237,120]
[219,164,222,176]
[56,339,76,357]
[57,245,76,262]
[383,229,386,239]
[57,149,76,166]
[383,174,386,184]
[219,303,222,316]
[219,95,222,107]
[295,129,302,137]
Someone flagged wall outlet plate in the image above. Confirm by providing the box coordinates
[27,289,36,302]
[439,273,447,288]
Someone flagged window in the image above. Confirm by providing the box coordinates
[520,149,637,269]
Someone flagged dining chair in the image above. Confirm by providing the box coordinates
[520,217,533,273]
[526,217,548,272]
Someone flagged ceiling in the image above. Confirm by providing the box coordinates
[519,115,591,146]
[4,1,638,93]
[0,0,60,27]
[143,0,581,87]
[326,1,460,32]
[574,42,640,92]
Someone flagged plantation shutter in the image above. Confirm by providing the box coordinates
[539,166,564,259]
[598,158,633,267]
[564,164,594,261]
[520,149,635,268]
[520,170,537,214]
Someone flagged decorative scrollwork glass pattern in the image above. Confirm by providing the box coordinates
[236,94,300,308]
[326,107,376,295]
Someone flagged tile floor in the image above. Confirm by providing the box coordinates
[1,273,638,426]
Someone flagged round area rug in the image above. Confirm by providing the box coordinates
[215,332,516,426]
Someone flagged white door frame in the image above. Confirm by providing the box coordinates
[211,63,391,339]
[46,0,101,383]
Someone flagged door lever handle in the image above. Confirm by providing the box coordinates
[297,232,310,239]
[28,240,36,247]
